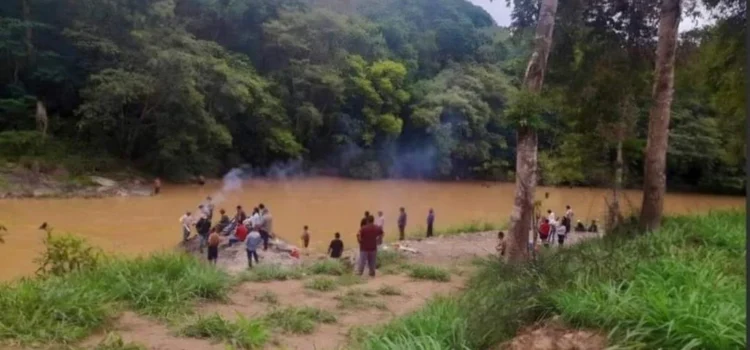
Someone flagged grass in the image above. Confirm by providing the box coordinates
[377,285,402,296]
[337,274,365,286]
[0,253,231,345]
[254,290,279,305]
[93,333,146,350]
[355,211,746,350]
[236,264,305,282]
[408,264,451,282]
[306,259,349,276]
[407,220,503,239]
[336,289,387,310]
[376,249,409,274]
[264,306,337,334]
[304,277,339,292]
[179,313,269,349]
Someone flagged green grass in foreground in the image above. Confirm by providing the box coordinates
[264,306,337,334]
[304,277,339,291]
[179,313,268,349]
[93,333,146,350]
[0,253,231,344]
[356,211,746,350]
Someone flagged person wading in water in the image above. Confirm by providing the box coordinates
[301,225,311,250]
[153,177,161,195]
[328,232,344,259]
[179,211,193,241]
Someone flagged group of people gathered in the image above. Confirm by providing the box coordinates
[178,196,275,266]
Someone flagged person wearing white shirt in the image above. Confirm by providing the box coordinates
[375,211,385,245]
[546,209,556,223]
[179,211,193,241]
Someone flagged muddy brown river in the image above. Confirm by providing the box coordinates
[0,177,743,280]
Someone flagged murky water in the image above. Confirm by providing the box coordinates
[0,177,743,280]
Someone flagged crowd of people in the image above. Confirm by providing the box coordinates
[495,205,600,257]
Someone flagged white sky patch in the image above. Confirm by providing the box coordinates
[466,0,713,32]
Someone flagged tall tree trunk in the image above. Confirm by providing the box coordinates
[640,0,681,231]
[22,0,34,61]
[506,0,558,262]
[608,125,624,230]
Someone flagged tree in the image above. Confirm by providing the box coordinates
[504,0,558,262]
[640,0,681,231]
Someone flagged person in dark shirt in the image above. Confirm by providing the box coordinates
[196,215,211,253]
[575,220,586,232]
[397,207,407,240]
[426,209,435,237]
[217,209,230,231]
[588,220,599,233]
[328,232,344,258]
[357,216,383,277]
[235,205,247,223]
[360,211,370,227]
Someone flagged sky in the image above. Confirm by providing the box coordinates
[466,0,712,32]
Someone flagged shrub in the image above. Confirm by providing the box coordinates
[307,259,348,276]
[304,277,338,292]
[236,265,305,283]
[35,231,102,277]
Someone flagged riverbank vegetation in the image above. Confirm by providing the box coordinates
[353,210,746,349]
[0,0,744,195]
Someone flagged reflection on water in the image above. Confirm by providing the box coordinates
[0,177,744,280]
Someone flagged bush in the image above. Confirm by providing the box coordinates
[179,313,269,349]
[307,259,348,276]
[236,265,305,283]
[35,232,102,277]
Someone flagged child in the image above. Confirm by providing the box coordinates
[556,221,567,246]
[328,232,344,258]
[207,227,221,264]
[496,231,507,257]
[301,225,311,249]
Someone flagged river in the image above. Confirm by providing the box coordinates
[0,177,743,280]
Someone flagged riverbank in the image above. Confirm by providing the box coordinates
[0,164,152,199]
[0,211,743,349]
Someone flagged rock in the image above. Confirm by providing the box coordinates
[32,188,57,197]
[90,176,117,187]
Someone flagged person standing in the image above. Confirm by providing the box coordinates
[217,209,230,232]
[564,205,574,233]
[179,211,193,241]
[245,225,262,268]
[360,211,370,228]
[153,177,161,195]
[555,220,567,246]
[196,214,211,253]
[301,225,311,249]
[426,209,435,237]
[375,211,385,245]
[328,232,344,259]
[205,196,215,221]
[539,218,551,247]
[235,205,247,224]
[546,209,556,222]
[357,216,383,277]
[259,206,273,251]
[207,227,221,265]
[397,207,407,240]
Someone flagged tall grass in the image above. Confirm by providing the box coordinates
[0,253,231,344]
[355,211,746,350]
[179,313,269,349]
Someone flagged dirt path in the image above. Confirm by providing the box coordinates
[80,230,602,350]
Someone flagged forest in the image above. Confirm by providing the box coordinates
[0,0,745,194]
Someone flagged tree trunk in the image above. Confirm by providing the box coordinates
[506,0,558,262]
[608,127,624,231]
[640,0,681,232]
[22,0,34,61]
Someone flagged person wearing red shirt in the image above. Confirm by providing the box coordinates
[229,223,248,247]
[539,219,551,247]
[357,216,383,277]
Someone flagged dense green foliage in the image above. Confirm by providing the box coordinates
[355,211,746,349]
[0,0,744,193]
